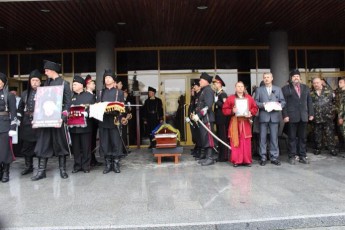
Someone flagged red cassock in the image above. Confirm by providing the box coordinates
[222,94,258,165]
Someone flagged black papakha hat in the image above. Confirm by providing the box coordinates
[43,60,61,73]
[29,69,42,81]
[200,72,212,83]
[73,75,85,87]
[289,69,300,77]
[213,75,225,87]
[148,86,156,93]
[103,69,116,82]
[192,79,200,87]
[0,72,7,85]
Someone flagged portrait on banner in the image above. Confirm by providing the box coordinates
[32,85,64,128]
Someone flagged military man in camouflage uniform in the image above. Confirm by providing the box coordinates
[310,77,336,156]
[334,77,345,149]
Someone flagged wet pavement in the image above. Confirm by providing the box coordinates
[1,147,345,230]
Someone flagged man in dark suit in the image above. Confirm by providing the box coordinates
[255,72,286,166]
[282,69,314,165]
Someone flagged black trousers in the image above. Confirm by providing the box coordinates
[99,127,122,158]
[21,141,36,157]
[216,123,229,161]
[71,132,92,171]
[0,132,13,164]
[35,127,69,158]
[287,121,307,158]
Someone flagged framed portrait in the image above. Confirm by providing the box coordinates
[235,98,249,117]
[32,85,64,128]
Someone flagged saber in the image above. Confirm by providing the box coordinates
[63,123,73,158]
[193,115,231,150]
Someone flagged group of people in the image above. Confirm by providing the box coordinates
[189,69,343,168]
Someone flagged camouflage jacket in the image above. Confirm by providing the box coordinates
[335,88,345,114]
[310,87,335,123]
[338,91,345,119]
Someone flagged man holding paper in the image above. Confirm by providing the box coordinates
[255,72,286,166]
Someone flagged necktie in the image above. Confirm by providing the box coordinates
[296,84,300,97]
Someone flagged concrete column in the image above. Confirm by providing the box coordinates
[96,31,115,91]
[269,31,289,87]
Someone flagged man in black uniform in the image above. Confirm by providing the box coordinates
[188,80,202,158]
[142,86,163,148]
[69,76,95,173]
[85,75,102,167]
[32,60,72,181]
[98,69,125,174]
[0,72,18,183]
[191,72,216,166]
[213,75,229,162]
[18,69,41,175]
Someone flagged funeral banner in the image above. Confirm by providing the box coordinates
[32,85,64,128]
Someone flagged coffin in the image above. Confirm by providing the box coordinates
[154,124,180,148]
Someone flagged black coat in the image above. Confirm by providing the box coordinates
[214,89,228,125]
[69,91,96,134]
[18,89,38,141]
[98,87,125,128]
[195,85,215,123]
[282,83,314,123]
[0,89,17,133]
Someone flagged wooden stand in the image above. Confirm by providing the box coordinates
[152,147,183,165]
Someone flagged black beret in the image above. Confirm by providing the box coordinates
[148,86,156,93]
[213,75,225,87]
[289,69,300,77]
[200,72,212,83]
[103,69,116,82]
[73,75,85,87]
[29,69,42,81]
[43,60,61,73]
[0,72,7,85]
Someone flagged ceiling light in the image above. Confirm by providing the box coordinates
[40,9,50,13]
[265,21,273,25]
[197,5,208,10]
[117,22,126,26]
[0,26,4,29]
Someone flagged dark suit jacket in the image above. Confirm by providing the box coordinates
[282,83,314,123]
[255,85,286,123]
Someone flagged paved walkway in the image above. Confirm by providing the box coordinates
[1,147,345,230]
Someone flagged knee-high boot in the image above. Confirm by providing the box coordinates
[59,156,68,179]
[21,156,34,175]
[31,158,48,181]
[113,158,121,173]
[2,163,10,183]
[201,148,215,166]
[103,156,112,174]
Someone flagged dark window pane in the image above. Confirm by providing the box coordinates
[289,50,296,69]
[307,50,344,69]
[20,53,61,75]
[63,53,73,73]
[160,50,214,70]
[74,52,96,73]
[257,49,270,69]
[9,55,18,77]
[0,55,8,74]
[297,50,306,68]
[217,50,256,71]
[117,51,158,74]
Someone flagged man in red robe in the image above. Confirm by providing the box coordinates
[222,81,258,167]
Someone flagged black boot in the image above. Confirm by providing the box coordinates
[195,149,206,160]
[21,156,34,175]
[2,164,10,183]
[31,158,48,181]
[0,163,3,181]
[103,156,112,174]
[113,158,121,173]
[59,156,68,179]
[201,148,215,166]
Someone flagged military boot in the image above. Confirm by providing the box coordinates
[103,156,112,174]
[113,158,121,173]
[201,148,215,166]
[31,158,48,181]
[21,156,34,175]
[59,156,68,179]
[0,163,3,181]
[330,149,337,156]
[1,164,10,183]
[314,149,321,155]
[195,149,206,160]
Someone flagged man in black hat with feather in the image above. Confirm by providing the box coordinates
[98,69,125,174]
[18,69,42,175]
[32,60,72,181]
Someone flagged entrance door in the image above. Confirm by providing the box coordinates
[160,74,199,145]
